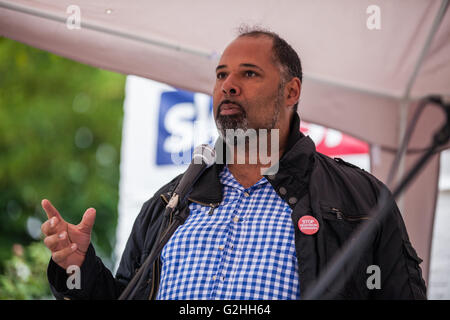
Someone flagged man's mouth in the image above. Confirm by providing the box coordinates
[218,101,243,116]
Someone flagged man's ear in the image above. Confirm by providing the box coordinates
[285,77,301,107]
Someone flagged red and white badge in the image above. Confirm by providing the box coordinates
[298,215,319,235]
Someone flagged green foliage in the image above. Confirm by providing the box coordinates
[0,242,52,299]
[0,37,126,298]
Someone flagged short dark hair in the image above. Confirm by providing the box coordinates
[237,25,302,112]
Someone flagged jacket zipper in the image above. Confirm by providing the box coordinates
[329,207,370,221]
[188,198,220,215]
[162,193,220,215]
[148,259,160,300]
[330,207,343,220]
[160,193,170,204]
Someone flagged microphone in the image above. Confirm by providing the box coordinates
[165,144,216,214]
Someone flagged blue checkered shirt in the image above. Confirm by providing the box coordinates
[156,165,301,300]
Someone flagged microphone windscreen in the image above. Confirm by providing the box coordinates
[192,144,216,167]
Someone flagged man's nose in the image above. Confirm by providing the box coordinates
[221,75,240,96]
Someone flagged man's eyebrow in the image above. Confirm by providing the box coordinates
[215,63,264,72]
[240,63,264,72]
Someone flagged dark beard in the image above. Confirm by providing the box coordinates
[216,112,248,136]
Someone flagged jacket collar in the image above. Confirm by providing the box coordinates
[188,113,316,206]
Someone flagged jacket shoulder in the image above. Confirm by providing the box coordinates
[314,152,381,184]
[311,152,387,214]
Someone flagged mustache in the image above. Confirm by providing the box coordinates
[216,100,245,117]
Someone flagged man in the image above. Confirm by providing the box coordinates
[41,27,427,299]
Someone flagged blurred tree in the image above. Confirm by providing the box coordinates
[0,242,52,299]
[0,37,126,297]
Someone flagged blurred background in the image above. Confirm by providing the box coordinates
[0,37,125,298]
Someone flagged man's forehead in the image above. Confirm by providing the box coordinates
[218,36,275,66]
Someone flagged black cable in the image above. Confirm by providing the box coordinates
[387,95,444,186]
[379,144,449,155]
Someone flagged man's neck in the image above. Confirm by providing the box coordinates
[227,163,265,189]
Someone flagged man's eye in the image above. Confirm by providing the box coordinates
[216,72,226,79]
[245,70,257,77]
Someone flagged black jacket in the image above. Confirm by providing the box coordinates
[47,113,427,299]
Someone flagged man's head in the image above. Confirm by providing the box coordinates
[213,27,302,138]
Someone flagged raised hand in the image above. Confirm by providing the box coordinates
[41,199,96,270]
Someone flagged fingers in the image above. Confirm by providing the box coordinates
[52,243,77,264]
[41,215,64,236]
[41,199,62,220]
[43,231,71,251]
[77,208,96,234]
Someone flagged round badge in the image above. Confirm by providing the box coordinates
[298,215,319,235]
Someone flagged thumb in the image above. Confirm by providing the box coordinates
[78,208,96,234]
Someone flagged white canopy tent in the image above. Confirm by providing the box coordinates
[2,0,449,285]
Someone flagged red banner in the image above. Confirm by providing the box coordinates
[300,122,369,156]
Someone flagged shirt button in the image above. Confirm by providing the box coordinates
[218,245,225,250]
[213,276,217,281]
[243,191,250,197]
[232,216,239,223]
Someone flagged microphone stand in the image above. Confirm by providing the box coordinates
[303,96,450,300]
